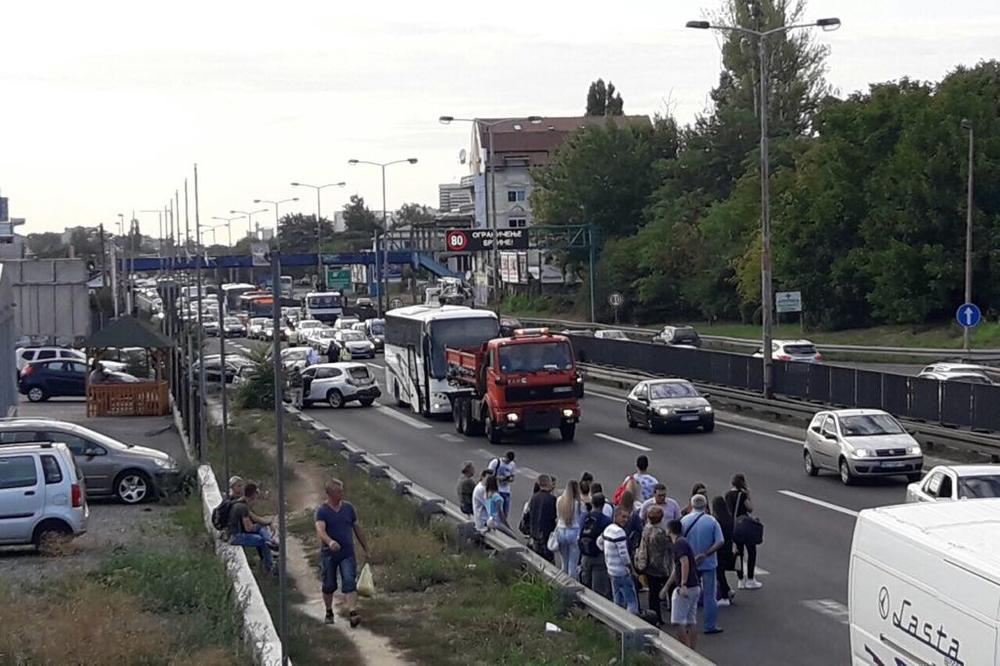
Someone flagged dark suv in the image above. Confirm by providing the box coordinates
[652,325,702,348]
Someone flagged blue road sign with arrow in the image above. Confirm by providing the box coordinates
[956,302,982,328]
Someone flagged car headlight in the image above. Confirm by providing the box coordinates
[153,458,177,470]
[906,445,922,456]
[562,408,574,418]
[506,412,519,423]
[703,406,713,413]
[852,448,873,458]
[658,407,671,416]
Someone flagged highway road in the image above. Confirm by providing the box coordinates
[215,335,910,665]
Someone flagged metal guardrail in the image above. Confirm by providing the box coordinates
[286,405,714,666]
[521,316,1000,361]
[582,363,1000,460]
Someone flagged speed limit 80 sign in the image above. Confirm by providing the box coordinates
[446,229,469,251]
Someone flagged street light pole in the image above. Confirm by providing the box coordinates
[347,159,418,314]
[291,181,346,288]
[961,119,975,352]
[253,195,298,666]
[686,16,840,398]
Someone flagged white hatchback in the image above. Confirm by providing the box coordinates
[754,339,823,363]
[906,465,1000,502]
[803,409,923,485]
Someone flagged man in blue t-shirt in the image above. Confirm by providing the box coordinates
[679,494,725,634]
[315,478,369,627]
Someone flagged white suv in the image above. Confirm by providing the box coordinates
[0,442,88,549]
[16,347,126,374]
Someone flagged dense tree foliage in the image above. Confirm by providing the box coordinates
[277,213,334,253]
[342,195,379,234]
[586,79,624,116]
[533,0,999,329]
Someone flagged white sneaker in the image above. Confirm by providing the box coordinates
[744,578,763,590]
[716,598,731,607]
[737,579,746,590]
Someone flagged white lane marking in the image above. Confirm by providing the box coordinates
[585,389,803,445]
[374,452,398,457]
[371,403,433,430]
[594,432,652,452]
[439,433,462,443]
[778,490,858,518]
[474,449,540,480]
[803,599,849,625]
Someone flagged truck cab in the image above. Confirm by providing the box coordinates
[447,328,583,444]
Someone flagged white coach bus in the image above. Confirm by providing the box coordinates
[384,304,499,416]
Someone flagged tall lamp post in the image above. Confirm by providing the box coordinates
[347,158,418,315]
[961,119,975,353]
[686,16,840,398]
[140,209,164,252]
[230,207,269,240]
[210,215,241,247]
[252,195,297,666]
[439,115,542,313]
[291,181,346,288]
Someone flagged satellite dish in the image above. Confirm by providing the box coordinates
[458,149,467,164]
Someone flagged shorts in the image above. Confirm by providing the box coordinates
[321,552,357,595]
[671,586,701,626]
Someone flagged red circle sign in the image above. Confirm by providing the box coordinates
[446,230,469,251]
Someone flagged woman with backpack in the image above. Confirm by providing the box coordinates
[555,480,586,579]
[710,495,736,606]
[635,505,672,625]
[726,474,762,590]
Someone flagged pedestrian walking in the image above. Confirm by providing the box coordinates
[578,492,613,598]
[598,506,639,614]
[472,469,491,532]
[555,479,586,579]
[457,461,476,517]
[710,495,736,606]
[527,474,557,562]
[228,483,276,575]
[487,450,517,517]
[680,494,725,635]
[314,478,370,628]
[636,505,673,625]
[640,483,682,522]
[665,519,702,650]
[287,365,304,408]
[726,473,762,590]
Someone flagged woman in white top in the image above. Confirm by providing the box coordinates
[555,479,587,579]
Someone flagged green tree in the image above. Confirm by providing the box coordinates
[342,195,379,234]
[394,202,435,229]
[277,213,334,253]
[26,232,66,258]
[585,78,624,116]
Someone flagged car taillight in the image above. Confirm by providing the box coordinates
[814,353,824,361]
[71,483,83,508]
[776,354,791,361]
[21,365,34,377]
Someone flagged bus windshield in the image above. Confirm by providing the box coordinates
[428,317,499,379]
[248,299,274,317]
[308,294,342,308]
[499,342,573,373]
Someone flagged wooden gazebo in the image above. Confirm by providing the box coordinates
[82,315,175,417]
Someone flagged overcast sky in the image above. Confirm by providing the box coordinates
[2,0,998,237]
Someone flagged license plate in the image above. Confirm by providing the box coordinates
[680,415,700,422]
[882,461,906,469]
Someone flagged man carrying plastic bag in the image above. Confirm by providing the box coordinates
[315,478,370,627]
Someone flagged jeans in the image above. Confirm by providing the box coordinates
[321,553,358,595]
[699,568,719,631]
[580,554,611,599]
[500,491,511,518]
[231,532,273,572]
[611,574,639,614]
[556,527,580,579]
[253,525,274,543]
[647,574,668,623]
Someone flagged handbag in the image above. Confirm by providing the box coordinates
[546,529,559,553]
[733,492,764,546]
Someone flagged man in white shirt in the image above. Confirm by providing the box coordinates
[471,470,490,532]
[488,450,517,517]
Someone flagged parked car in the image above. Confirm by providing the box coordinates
[364,318,385,352]
[279,346,315,371]
[353,299,376,320]
[306,328,338,355]
[754,339,823,363]
[221,316,245,338]
[0,442,88,548]
[193,354,253,384]
[19,360,89,401]
[625,379,714,433]
[247,317,270,339]
[332,317,360,332]
[16,347,126,375]
[288,319,324,345]
[594,329,629,341]
[905,465,1000,502]
[0,419,181,504]
[202,315,221,337]
[652,325,702,348]
[332,330,376,360]
[803,409,923,485]
[301,363,380,409]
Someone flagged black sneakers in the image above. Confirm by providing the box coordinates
[324,609,335,625]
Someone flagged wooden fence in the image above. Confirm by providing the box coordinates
[87,381,170,417]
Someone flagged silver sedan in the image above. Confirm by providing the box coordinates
[803,409,923,485]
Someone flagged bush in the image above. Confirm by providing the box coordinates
[234,347,276,409]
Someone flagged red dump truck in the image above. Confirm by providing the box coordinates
[446,328,583,444]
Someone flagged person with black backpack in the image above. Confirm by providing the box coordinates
[578,493,612,598]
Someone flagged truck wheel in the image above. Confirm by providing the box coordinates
[454,399,466,434]
[485,416,502,445]
[560,423,576,442]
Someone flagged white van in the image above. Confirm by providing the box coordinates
[849,500,1000,666]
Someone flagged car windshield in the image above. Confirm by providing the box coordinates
[281,349,309,360]
[428,317,500,379]
[839,414,905,436]
[784,344,817,355]
[340,331,365,342]
[958,475,1000,499]
[499,342,574,373]
[649,382,698,399]
[224,317,240,326]
[252,318,268,325]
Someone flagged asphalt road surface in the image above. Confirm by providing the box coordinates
[214,333,912,665]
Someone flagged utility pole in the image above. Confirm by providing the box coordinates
[194,164,207,455]
[215,267,230,484]
[962,119,975,353]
